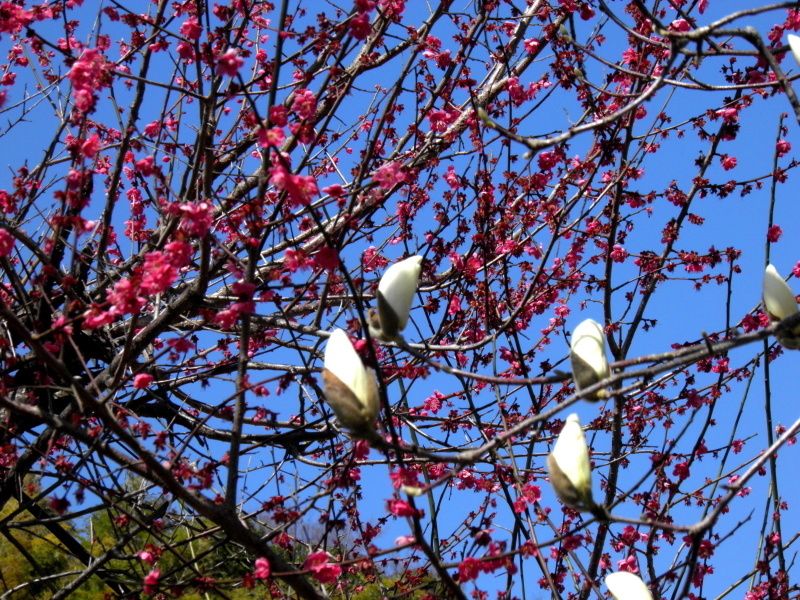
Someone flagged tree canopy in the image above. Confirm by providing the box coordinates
[0,1,799,599]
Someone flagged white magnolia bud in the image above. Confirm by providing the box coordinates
[789,34,800,68]
[546,413,595,511]
[322,329,379,437]
[605,572,653,600]
[763,265,800,349]
[569,318,610,400]
[373,255,422,340]
[763,264,798,323]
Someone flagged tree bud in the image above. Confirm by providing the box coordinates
[763,264,798,322]
[605,572,653,600]
[789,34,800,68]
[763,264,800,349]
[569,318,610,400]
[373,255,422,341]
[546,413,596,512]
[322,329,379,437]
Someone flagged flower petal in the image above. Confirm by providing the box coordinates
[605,572,653,600]
[377,255,422,338]
[763,264,798,323]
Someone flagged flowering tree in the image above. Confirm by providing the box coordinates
[2,1,800,599]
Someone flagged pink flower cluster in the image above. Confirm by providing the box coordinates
[67,48,111,112]
[303,551,341,584]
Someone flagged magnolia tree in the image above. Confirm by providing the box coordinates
[3,1,800,599]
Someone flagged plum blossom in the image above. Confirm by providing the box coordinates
[350,12,372,39]
[304,551,341,584]
[720,155,737,171]
[178,202,214,237]
[67,48,111,112]
[254,557,271,579]
[133,374,154,389]
[180,17,202,40]
[0,228,14,257]
[216,48,244,77]
[143,569,160,595]
[291,88,317,120]
[0,3,33,35]
[372,162,406,190]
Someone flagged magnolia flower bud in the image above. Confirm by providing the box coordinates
[546,413,596,512]
[789,34,800,68]
[371,255,422,341]
[763,264,800,349]
[763,264,798,322]
[569,318,610,400]
[322,329,379,437]
[605,572,653,600]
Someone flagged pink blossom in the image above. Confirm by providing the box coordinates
[167,337,195,354]
[350,12,372,40]
[82,303,115,329]
[610,244,628,263]
[304,552,341,585]
[143,569,160,595]
[138,550,156,566]
[214,307,239,330]
[0,3,33,34]
[372,162,406,190]
[673,461,690,481]
[269,105,288,126]
[141,251,178,295]
[448,295,461,315]
[180,17,202,40]
[458,557,482,582]
[291,88,317,120]
[617,555,639,574]
[257,126,285,148]
[283,248,310,273]
[720,155,737,171]
[314,245,339,271]
[767,225,783,243]
[133,374,154,389]
[254,557,271,579]
[269,163,319,207]
[670,19,691,32]
[0,229,14,257]
[216,49,244,77]
[177,41,195,62]
[80,134,101,158]
[443,165,460,190]
[387,498,422,517]
[107,278,146,316]
[178,202,214,237]
[164,240,193,268]
[524,38,540,53]
[135,156,155,177]
[67,48,110,112]
[777,139,792,157]
[395,535,415,546]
